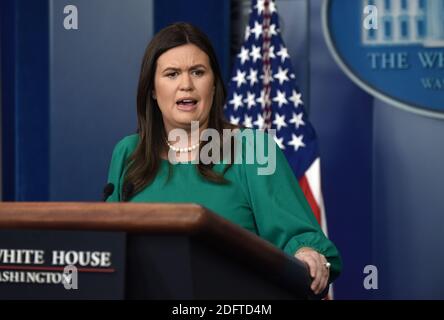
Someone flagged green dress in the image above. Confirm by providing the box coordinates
[106,129,342,281]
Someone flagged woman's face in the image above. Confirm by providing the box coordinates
[153,44,215,133]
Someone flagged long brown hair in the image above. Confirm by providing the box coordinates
[123,22,238,197]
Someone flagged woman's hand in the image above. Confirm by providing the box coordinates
[295,247,330,295]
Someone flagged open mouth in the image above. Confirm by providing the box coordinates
[176,98,198,110]
[176,98,198,105]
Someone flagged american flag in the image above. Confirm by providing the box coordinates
[224,0,329,236]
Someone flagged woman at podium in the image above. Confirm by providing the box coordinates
[106,22,341,295]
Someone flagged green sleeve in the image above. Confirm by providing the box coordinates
[106,135,139,202]
[238,129,342,281]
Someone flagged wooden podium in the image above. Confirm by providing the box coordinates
[0,203,313,299]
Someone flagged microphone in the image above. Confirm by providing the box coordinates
[121,182,134,202]
[102,183,115,201]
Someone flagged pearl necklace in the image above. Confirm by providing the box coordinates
[167,141,200,153]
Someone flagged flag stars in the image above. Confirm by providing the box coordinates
[229,92,243,111]
[244,25,251,41]
[269,24,278,37]
[243,115,253,128]
[272,90,288,107]
[269,45,276,59]
[260,72,274,84]
[232,70,247,88]
[250,45,262,63]
[226,2,313,164]
[255,0,277,15]
[243,91,256,109]
[230,116,240,125]
[273,67,289,85]
[251,21,263,40]
[254,0,265,14]
[254,113,265,129]
[273,113,288,131]
[247,68,258,86]
[290,112,305,129]
[264,24,279,37]
[237,47,250,65]
[276,45,290,63]
[274,135,285,150]
[269,0,277,13]
[288,134,305,151]
[289,90,303,107]
[256,89,266,108]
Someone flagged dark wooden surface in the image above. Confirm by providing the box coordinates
[0,202,312,297]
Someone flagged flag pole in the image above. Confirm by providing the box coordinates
[262,0,273,130]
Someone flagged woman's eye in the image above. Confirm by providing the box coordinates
[192,70,204,77]
[166,72,178,78]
